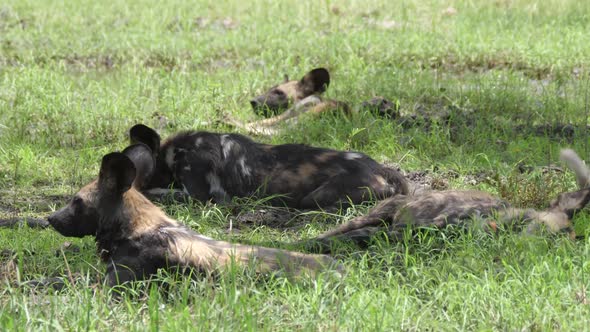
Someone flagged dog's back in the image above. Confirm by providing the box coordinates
[131,124,408,209]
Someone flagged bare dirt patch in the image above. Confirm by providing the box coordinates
[0,217,48,228]
[415,54,555,80]
[0,188,69,222]
[361,97,589,144]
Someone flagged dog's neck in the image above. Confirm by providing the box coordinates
[95,188,177,260]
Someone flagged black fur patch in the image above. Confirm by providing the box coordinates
[133,126,408,209]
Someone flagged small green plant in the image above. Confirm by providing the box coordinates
[495,170,569,209]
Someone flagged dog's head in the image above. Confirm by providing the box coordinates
[47,145,154,237]
[531,149,590,238]
[250,68,330,117]
[552,149,590,218]
[549,188,590,218]
[128,124,175,190]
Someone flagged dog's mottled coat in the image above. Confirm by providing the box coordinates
[130,124,408,209]
[47,146,342,286]
[310,149,588,252]
[229,68,350,135]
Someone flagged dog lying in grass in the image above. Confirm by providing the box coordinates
[129,124,408,209]
[308,149,588,253]
[47,144,342,287]
[229,68,350,135]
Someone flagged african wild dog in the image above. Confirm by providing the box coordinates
[47,144,342,286]
[250,67,332,116]
[308,149,589,252]
[128,124,408,209]
[227,68,349,136]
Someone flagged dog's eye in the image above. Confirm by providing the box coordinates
[271,90,286,97]
[72,196,83,205]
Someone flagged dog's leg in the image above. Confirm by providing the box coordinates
[224,98,350,136]
[104,256,148,288]
[223,96,338,136]
[315,197,408,239]
[220,100,316,136]
[143,188,192,203]
[248,95,323,127]
[297,173,406,210]
[222,115,280,136]
[184,236,344,278]
[304,226,385,254]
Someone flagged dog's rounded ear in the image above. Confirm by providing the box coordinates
[98,153,137,195]
[129,124,161,156]
[299,68,330,96]
[122,143,155,190]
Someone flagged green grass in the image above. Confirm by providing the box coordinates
[1,0,590,330]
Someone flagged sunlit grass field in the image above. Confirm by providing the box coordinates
[1,0,589,330]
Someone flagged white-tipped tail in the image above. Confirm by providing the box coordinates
[560,148,590,188]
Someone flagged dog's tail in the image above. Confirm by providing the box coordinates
[316,197,407,240]
[524,148,590,239]
[230,244,345,278]
[299,195,411,253]
[560,149,590,188]
[167,230,344,279]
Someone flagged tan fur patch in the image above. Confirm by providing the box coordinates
[123,189,176,236]
[533,210,572,233]
[279,171,301,189]
[78,180,99,201]
[164,227,338,277]
[275,80,301,101]
[315,151,339,163]
[308,100,352,116]
[166,235,224,270]
[227,96,350,136]
[298,163,318,178]
[111,189,340,277]
[372,175,388,188]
